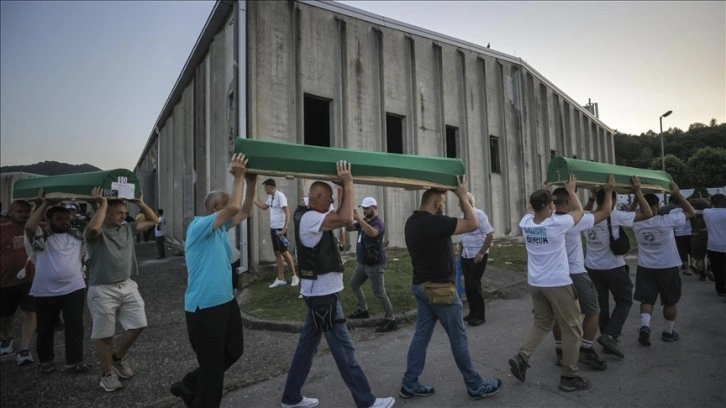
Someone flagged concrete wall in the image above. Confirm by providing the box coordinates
[135,0,616,270]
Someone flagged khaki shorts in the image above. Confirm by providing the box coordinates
[87,279,147,339]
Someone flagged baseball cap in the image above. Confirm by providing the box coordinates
[262,178,276,187]
[65,204,79,211]
[359,197,377,208]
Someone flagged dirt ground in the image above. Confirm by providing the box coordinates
[0,240,406,408]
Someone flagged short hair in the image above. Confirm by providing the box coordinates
[204,191,225,210]
[421,189,445,207]
[466,192,475,207]
[668,195,678,204]
[158,209,164,215]
[10,200,30,211]
[107,199,126,210]
[529,189,553,211]
[691,198,710,210]
[262,178,276,187]
[644,193,660,207]
[552,187,569,206]
[595,188,617,206]
[711,193,726,208]
[46,206,70,220]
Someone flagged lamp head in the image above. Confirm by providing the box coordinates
[661,110,673,118]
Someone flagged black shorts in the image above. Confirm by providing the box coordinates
[674,235,691,263]
[691,233,707,260]
[270,229,289,253]
[0,283,36,317]
[634,266,681,306]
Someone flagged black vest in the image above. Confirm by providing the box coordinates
[293,206,343,280]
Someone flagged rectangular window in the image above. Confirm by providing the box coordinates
[385,113,404,154]
[445,126,458,158]
[572,155,577,159]
[550,149,557,159]
[490,136,501,174]
[304,94,331,147]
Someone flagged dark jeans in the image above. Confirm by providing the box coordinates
[707,250,726,295]
[461,255,488,320]
[35,288,86,364]
[136,229,152,243]
[156,236,166,258]
[183,299,244,408]
[587,266,633,338]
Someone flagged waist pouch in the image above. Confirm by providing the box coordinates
[422,282,456,305]
[305,294,345,331]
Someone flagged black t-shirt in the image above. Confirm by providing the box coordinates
[405,211,458,284]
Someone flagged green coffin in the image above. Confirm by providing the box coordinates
[12,169,141,200]
[547,157,673,193]
[235,138,465,190]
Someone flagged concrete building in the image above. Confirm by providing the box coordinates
[134,0,615,271]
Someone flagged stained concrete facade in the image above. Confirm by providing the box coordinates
[135,0,615,270]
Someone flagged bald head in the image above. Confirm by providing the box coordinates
[204,190,230,214]
[308,182,334,212]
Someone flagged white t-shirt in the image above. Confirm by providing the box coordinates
[30,233,86,297]
[632,213,685,269]
[671,208,692,236]
[460,208,495,258]
[584,210,636,270]
[299,210,344,296]
[266,191,289,229]
[703,208,726,252]
[519,213,573,287]
[557,212,595,275]
[155,215,166,237]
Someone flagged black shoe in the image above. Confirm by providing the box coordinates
[597,334,624,358]
[559,375,591,392]
[347,309,369,319]
[661,330,681,342]
[376,319,398,332]
[579,347,607,370]
[463,314,471,321]
[468,319,485,327]
[170,382,195,408]
[555,348,562,366]
[508,353,529,382]
[638,326,651,346]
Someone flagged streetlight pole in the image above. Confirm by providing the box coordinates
[660,110,673,172]
[660,110,673,202]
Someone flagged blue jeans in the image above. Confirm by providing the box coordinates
[402,284,483,390]
[282,293,375,408]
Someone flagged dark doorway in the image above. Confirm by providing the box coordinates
[304,94,331,147]
[386,113,404,154]
[445,125,459,158]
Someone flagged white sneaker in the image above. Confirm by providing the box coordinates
[369,397,395,408]
[291,276,300,286]
[269,279,287,288]
[281,396,319,408]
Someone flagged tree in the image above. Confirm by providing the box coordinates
[650,155,689,187]
[686,147,726,188]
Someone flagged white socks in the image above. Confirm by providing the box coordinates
[641,313,651,327]
[664,319,675,334]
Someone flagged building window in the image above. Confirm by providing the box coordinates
[550,149,557,159]
[304,94,331,147]
[572,155,577,159]
[386,113,404,154]
[490,136,501,174]
[445,126,458,158]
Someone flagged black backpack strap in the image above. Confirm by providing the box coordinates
[607,216,616,245]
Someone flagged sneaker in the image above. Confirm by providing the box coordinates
[638,326,651,346]
[578,347,607,370]
[347,309,370,319]
[559,375,591,392]
[291,276,300,287]
[463,314,471,321]
[468,318,485,327]
[467,378,502,400]
[682,267,692,276]
[376,319,397,333]
[661,330,681,342]
[0,337,13,355]
[369,397,395,408]
[399,383,434,399]
[555,348,562,366]
[281,396,319,408]
[16,349,34,365]
[113,358,134,379]
[508,353,529,382]
[269,279,287,288]
[65,362,91,374]
[100,371,123,392]
[597,334,624,358]
[170,381,195,408]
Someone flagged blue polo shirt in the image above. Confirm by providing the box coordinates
[184,213,233,312]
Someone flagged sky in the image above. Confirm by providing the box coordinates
[1,1,724,171]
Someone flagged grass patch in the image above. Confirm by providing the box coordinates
[242,253,418,321]
[488,241,527,272]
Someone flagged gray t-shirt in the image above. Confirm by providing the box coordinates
[86,223,139,286]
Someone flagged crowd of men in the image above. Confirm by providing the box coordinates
[1,154,724,408]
